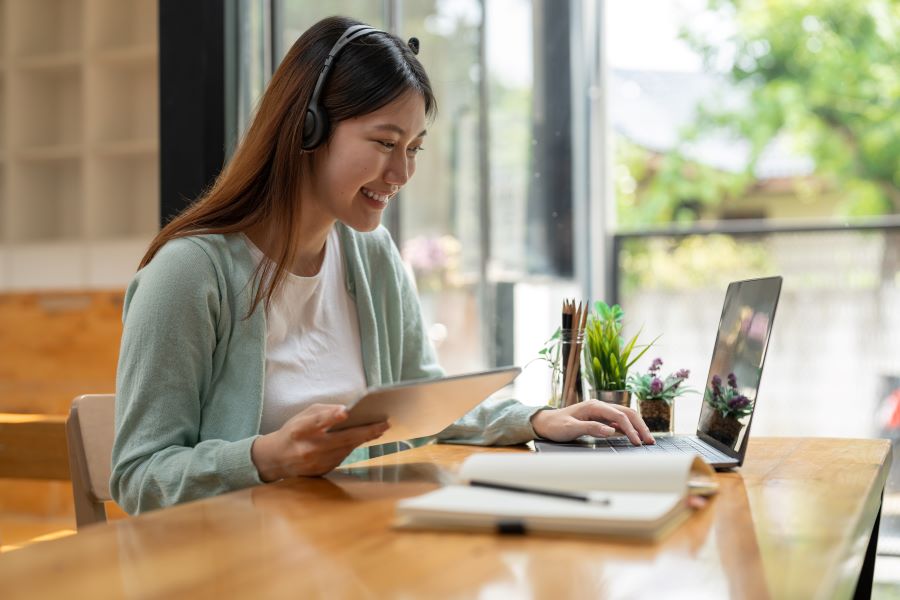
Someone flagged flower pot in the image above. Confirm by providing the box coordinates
[703,410,742,448]
[637,398,673,433]
[592,389,631,408]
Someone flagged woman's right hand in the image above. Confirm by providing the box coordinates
[251,403,389,482]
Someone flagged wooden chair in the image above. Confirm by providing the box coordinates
[65,394,116,529]
[0,414,69,481]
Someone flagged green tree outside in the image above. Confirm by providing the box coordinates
[617,0,900,226]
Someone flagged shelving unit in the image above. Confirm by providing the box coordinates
[0,0,159,290]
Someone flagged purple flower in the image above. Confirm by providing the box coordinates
[712,375,722,390]
[675,369,690,379]
[729,395,750,409]
[401,236,447,273]
[727,373,738,389]
[650,377,664,395]
[649,358,663,373]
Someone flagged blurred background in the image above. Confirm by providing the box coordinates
[0,0,898,591]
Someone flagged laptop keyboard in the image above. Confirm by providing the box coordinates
[578,435,734,463]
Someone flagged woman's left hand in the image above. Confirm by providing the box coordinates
[530,400,656,446]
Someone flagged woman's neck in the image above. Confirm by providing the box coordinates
[245,218,335,277]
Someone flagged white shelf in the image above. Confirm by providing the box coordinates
[0,238,156,292]
[18,144,83,161]
[94,44,156,67]
[0,245,8,291]
[86,236,153,288]
[0,166,6,249]
[1,0,159,289]
[15,52,82,72]
[93,138,157,157]
[7,241,88,291]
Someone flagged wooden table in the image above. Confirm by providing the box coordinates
[0,437,891,599]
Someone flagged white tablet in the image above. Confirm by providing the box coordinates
[331,366,521,447]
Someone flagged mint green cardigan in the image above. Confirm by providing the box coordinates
[112,224,543,514]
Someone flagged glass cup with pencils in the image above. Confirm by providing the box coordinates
[548,299,588,408]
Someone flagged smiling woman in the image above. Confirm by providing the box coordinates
[300,91,427,237]
[110,15,653,516]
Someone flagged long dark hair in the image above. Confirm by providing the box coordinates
[140,16,436,315]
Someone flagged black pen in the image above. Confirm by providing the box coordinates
[469,480,612,506]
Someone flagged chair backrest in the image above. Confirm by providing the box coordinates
[66,394,115,529]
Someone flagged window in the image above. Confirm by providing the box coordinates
[268,1,588,402]
[226,0,900,570]
[606,0,900,440]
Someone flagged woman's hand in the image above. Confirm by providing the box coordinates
[251,403,389,482]
[530,400,655,446]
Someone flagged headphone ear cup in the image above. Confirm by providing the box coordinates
[301,105,328,150]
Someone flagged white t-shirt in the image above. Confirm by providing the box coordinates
[244,229,368,435]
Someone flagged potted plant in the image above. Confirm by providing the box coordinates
[701,372,753,447]
[583,301,657,407]
[626,358,694,432]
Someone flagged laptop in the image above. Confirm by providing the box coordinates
[535,276,783,469]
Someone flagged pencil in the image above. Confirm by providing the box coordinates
[561,300,574,405]
[470,479,611,506]
[562,301,582,406]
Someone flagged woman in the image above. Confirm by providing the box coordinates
[112,16,653,515]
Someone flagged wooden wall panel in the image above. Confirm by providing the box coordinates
[0,291,123,414]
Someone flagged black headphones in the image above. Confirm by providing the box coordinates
[301,25,383,151]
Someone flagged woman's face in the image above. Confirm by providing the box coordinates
[307,90,427,232]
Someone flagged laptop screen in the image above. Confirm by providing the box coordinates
[697,277,782,455]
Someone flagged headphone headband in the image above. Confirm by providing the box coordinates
[307,25,381,111]
[302,25,383,150]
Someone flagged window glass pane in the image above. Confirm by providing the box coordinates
[275,1,385,59]
[485,0,532,275]
[399,0,575,385]
[398,0,486,373]
[608,0,900,227]
[268,1,579,402]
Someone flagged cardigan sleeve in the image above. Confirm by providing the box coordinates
[110,239,262,514]
[384,235,547,447]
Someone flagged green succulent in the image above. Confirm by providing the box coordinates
[584,301,658,392]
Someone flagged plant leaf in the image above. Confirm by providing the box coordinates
[625,334,661,369]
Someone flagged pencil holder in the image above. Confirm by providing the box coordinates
[549,329,586,408]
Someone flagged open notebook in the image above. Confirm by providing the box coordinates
[394,453,716,540]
